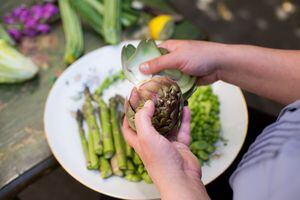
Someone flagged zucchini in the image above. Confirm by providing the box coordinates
[59,0,84,64]
[103,0,121,44]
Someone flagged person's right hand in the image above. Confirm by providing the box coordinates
[139,40,227,85]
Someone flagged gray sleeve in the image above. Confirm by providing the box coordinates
[230,100,300,200]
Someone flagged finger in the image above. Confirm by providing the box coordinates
[197,73,218,85]
[134,100,157,135]
[158,40,184,52]
[165,129,177,141]
[122,118,138,149]
[139,53,181,74]
[177,107,191,146]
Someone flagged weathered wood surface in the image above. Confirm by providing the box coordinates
[0,0,107,189]
[0,0,203,190]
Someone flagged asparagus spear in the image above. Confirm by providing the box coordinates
[137,164,145,175]
[125,159,135,175]
[109,98,127,170]
[110,155,124,177]
[133,151,142,166]
[87,124,99,169]
[141,171,153,184]
[125,143,133,158]
[82,87,103,155]
[96,96,115,159]
[76,110,91,169]
[100,157,113,178]
[124,173,142,182]
[115,95,134,159]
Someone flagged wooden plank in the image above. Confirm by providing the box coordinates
[0,0,201,191]
[0,22,105,188]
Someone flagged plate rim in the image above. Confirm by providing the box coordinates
[43,41,249,199]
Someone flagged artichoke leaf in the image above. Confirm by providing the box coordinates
[121,39,197,98]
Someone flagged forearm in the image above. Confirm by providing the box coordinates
[218,45,300,104]
[153,172,210,200]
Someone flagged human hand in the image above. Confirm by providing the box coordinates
[139,40,227,85]
[123,101,210,200]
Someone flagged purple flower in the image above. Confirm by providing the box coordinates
[8,28,22,41]
[19,9,31,23]
[3,14,15,24]
[23,28,38,37]
[24,18,38,29]
[42,3,59,20]
[36,24,51,33]
[12,5,27,18]
[30,5,44,21]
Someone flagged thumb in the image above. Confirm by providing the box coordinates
[135,100,157,135]
[139,53,180,74]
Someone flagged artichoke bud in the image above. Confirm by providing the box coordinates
[122,39,196,135]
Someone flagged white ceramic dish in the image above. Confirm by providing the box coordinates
[44,41,248,200]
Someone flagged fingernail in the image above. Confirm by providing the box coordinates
[139,63,149,73]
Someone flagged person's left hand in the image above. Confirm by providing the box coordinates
[123,101,210,200]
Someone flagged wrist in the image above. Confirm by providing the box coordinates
[213,43,235,82]
[156,172,210,200]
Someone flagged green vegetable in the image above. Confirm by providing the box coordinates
[137,164,144,175]
[96,97,115,159]
[103,0,121,44]
[82,87,103,155]
[59,0,84,64]
[125,142,133,159]
[87,124,99,169]
[125,159,135,175]
[124,173,142,182]
[110,155,124,177]
[188,86,221,163]
[100,157,113,178]
[133,151,142,166]
[0,24,15,46]
[0,39,38,83]
[94,70,125,96]
[109,97,127,170]
[70,0,103,35]
[122,39,196,98]
[141,171,153,184]
[76,110,91,169]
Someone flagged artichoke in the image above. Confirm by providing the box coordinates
[122,39,196,135]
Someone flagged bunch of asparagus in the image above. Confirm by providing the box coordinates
[75,87,152,183]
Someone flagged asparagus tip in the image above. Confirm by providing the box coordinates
[76,109,84,124]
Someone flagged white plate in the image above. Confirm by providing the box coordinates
[44,41,248,200]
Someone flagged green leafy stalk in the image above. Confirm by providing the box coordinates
[82,88,103,155]
[59,0,84,64]
[76,110,91,169]
[110,97,127,170]
[103,0,121,44]
[124,173,142,182]
[96,97,115,159]
[100,157,113,178]
[110,155,124,177]
[87,124,99,169]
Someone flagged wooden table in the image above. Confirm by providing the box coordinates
[0,1,204,199]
